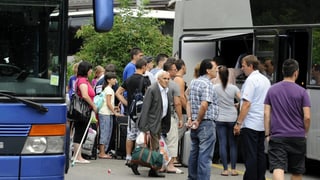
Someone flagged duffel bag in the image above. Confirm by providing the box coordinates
[131,146,163,170]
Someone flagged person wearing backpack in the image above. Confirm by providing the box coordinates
[116,58,151,175]
[97,72,121,159]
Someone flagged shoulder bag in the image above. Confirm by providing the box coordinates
[67,80,91,123]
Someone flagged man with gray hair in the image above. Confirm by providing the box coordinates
[137,70,172,177]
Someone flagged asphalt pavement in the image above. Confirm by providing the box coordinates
[65,158,319,180]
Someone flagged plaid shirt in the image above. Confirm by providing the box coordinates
[189,75,219,121]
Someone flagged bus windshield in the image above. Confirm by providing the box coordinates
[0,0,64,98]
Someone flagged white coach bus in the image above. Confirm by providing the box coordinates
[173,0,320,162]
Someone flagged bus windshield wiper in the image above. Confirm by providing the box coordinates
[0,91,48,113]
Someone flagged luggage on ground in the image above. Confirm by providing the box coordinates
[181,129,191,167]
[115,116,128,159]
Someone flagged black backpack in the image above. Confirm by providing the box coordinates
[128,77,145,122]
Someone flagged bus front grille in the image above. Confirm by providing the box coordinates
[0,124,31,136]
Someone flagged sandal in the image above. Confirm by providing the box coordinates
[98,154,112,159]
[220,170,229,176]
[75,159,90,164]
[167,168,184,174]
[231,170,239,176]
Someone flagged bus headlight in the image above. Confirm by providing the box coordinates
[22,136,64,154]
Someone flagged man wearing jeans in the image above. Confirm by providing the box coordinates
[186,59,219,180]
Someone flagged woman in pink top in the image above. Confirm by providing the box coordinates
[72,61,97,164]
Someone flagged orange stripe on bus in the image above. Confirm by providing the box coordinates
[29,124,66,136]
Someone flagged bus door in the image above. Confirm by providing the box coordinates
[179,30,252,84]
[276,29,310,87]
[288,30,310,88]
[254,29,279,84]
[254,29,310,87]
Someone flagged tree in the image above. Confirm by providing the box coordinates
[73,1,173,82]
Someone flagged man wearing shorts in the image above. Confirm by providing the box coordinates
[116,58,150,175]
[264,59,311,180]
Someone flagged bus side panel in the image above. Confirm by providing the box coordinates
[180,38,216,84]
[307,89,320,161]
[0,156,19,177]
[20,155,65,179]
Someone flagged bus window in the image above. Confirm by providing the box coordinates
[0,1,63,97]
[311,28,320,86]
[311,64,320,86]
[255,33,276,83]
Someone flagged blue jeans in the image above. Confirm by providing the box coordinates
[98,114,113,151]
[188,121,216,180]
[216,121,238,170]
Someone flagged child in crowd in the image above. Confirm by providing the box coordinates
[98,72,121,159]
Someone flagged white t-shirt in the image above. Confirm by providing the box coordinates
[99,86,115,115]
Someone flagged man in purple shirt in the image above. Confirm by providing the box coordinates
[264,59,311,180]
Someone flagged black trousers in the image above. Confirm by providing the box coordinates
[241,128,266,180]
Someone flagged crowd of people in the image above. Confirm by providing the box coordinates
[67,48,311,180]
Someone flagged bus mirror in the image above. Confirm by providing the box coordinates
[93,0,114,32]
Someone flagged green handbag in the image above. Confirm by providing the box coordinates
[131,146,163,170]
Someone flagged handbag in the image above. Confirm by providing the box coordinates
[67,93,91,123]
[135,132,145,146]
[131,133,163,170]
[67,80,91,123]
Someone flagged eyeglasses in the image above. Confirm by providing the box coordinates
[162,78,170,80]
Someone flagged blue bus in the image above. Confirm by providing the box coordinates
[0,0,113,179]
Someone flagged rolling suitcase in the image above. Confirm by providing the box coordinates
[115,116,128,159]
[181,129,191,167]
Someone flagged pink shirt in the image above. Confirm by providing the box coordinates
[77,77,95,101]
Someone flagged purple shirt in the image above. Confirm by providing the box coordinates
[264,81,311,137]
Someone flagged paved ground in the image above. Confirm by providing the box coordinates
[65,158,319,180]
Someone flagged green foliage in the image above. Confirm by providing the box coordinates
[74,4,173,82]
